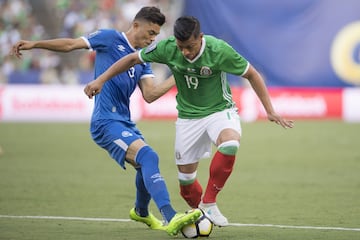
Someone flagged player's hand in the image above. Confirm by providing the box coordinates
[84,80,103,99]
[267,112,294,129]
[10,40,34,59]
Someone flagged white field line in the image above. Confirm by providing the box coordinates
[228,223,360,232]
[0,215,131,222]
[0,215,359,232]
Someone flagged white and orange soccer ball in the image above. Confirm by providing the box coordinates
[181,209,214,238]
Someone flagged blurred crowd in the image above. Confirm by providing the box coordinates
[0,0,183,84]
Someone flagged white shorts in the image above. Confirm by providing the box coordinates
[175,108,241,165]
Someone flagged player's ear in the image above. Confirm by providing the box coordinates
[132,20,140,29]
[198,32,204,40]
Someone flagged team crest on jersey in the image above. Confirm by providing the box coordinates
[122,131,133,137]
[145,42,157,53]
[200,66,212,76]
[175,151,182,160]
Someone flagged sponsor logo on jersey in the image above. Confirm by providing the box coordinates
[145,42,157,53]
[117,45,125,51]
[122,131,133,137]
[200,66,212,76]
[187,68,196,73]
[175,151,182,160]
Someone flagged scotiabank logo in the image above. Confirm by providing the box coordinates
[1,85,93,122]
[236,88,342,120]
[261,88,342,119]
[271,93,327,116]
[12,96,86,111]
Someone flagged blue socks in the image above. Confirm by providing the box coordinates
[135,169,151,217]
[135,146,176,222]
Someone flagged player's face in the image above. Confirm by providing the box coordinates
[176,34,203,60]
[134,21,161,48]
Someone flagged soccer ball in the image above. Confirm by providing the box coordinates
[181,209,213,238]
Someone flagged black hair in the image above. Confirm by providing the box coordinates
[134,6,166,26]
[174,16,201,41]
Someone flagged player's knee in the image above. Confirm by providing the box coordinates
[218,140,240,155]
[178,171,197,185]
[135,145,159,166]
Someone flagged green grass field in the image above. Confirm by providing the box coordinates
[0,120,359,240]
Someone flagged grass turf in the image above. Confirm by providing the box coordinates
[0,120,359,239]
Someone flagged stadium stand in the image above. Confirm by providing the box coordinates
[1,0,183,85]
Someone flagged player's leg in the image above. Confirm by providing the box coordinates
[132,143,176,220]
[200,109,241,226]
[178,164,202,208]
[127,142,202,234]
[134,168,151,217]
[202,130,240,204]
[91,121,164,230]
[92,120,201,235]
[175,117,211,209]
[199,135,239,226]
[129,167,165,230]
[131,142,201,235]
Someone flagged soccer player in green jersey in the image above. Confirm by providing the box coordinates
[85,16,294,227]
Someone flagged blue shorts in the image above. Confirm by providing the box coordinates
[90,119,144,169]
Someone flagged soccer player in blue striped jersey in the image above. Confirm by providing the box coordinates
[11,7,201,236]
[84,16,294,227]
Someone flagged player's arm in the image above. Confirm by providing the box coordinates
[243,64,294,129]
[10,38,88,58]
[138,75,176,103]
[84,52,142,98]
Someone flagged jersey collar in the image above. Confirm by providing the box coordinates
[185,37,206,63]
[122,32,137,52]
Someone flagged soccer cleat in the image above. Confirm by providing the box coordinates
[198,202,229,227]
[129,208,166,230]
[166,208,202,236]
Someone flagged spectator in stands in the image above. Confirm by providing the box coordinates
[2,0,181,84]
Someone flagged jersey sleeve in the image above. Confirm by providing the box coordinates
[140,62,155,79]
[84,29,115,51]
[139,39,170,64]
[218,41,249,76]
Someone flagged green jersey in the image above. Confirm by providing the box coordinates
[139,35,249,119]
